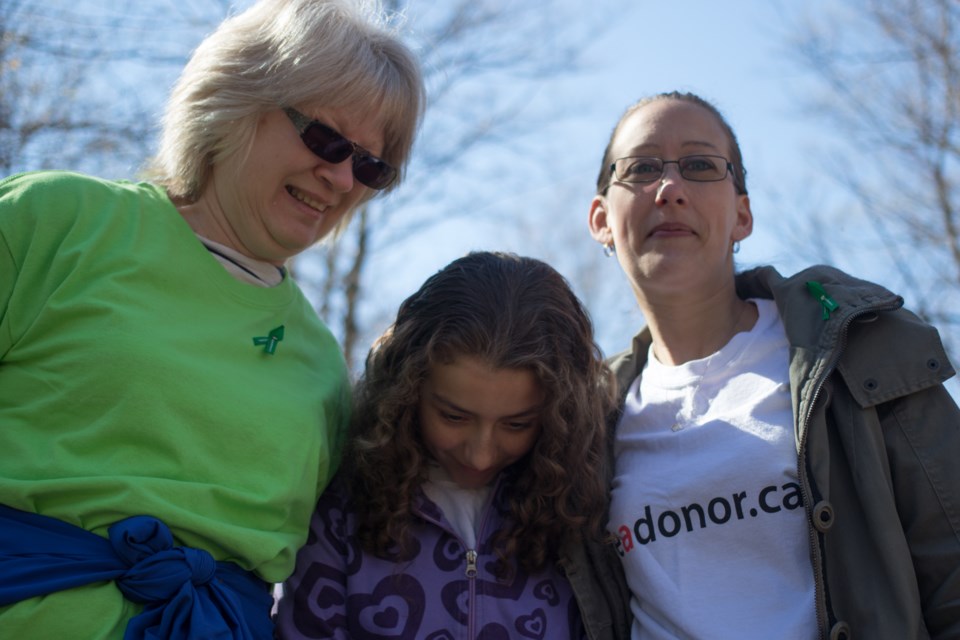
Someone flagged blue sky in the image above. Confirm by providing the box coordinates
[384,0,836,332]
[371,0,956,399]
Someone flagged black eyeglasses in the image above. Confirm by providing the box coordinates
[282,107,397,190]
[609,155,734,186]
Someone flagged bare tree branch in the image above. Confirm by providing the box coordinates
[786,0,959,357]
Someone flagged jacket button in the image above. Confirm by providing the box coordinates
[829,621,851,640]
[927,358,941,371]
[862,378,879,392]
[812,501,834,532]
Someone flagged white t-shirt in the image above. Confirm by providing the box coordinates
[609,299,817,639]
[422,464,492,550]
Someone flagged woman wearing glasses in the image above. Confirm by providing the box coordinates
[0,0,423,638]
[584,91,960,639]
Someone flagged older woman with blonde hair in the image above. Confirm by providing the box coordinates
[0,1,424,638]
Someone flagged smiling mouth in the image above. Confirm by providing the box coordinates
[287,186,328,214]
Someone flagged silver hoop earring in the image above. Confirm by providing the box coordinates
[603,243,615,258]
[732,241,741,254]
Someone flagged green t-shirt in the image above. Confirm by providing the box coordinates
[0,171,350,637]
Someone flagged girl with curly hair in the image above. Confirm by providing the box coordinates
[276,251,628,639]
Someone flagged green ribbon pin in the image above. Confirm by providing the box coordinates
[805,281,839,320]
[253,325,285,355]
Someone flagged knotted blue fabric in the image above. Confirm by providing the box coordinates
[0,505,273,639]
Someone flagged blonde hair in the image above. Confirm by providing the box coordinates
[145,0,424,223]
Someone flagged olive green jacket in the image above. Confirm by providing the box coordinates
[589,265,960,640]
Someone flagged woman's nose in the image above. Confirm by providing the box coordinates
[316,157,355,193]
[465,431,496,471]
[655,165,687,206]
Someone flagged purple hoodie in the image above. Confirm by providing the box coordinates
[276,476,586,639]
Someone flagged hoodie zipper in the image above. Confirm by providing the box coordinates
[414,479,499,638]
[465,548,479,637]
[465,548,478,577]
[466,490,496,639]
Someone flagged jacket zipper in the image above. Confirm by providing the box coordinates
[467,489,496,639]
[796,301,900,639]
[413,479,500,639]
[465,548,478,638]
[465,548,478,577]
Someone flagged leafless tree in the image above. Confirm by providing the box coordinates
[2,0,234,177]
[784,0,959,355]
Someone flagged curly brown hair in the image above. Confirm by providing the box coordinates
[342,251,616,577]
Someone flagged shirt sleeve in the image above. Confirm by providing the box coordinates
[0,171,76,359]
[0,211,14,351]
[0,173,34,360]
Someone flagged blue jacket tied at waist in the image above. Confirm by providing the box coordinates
[0,505,273,639]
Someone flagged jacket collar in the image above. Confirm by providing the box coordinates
[609,264,951,412]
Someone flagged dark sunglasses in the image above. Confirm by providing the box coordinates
[282,106,397,190]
